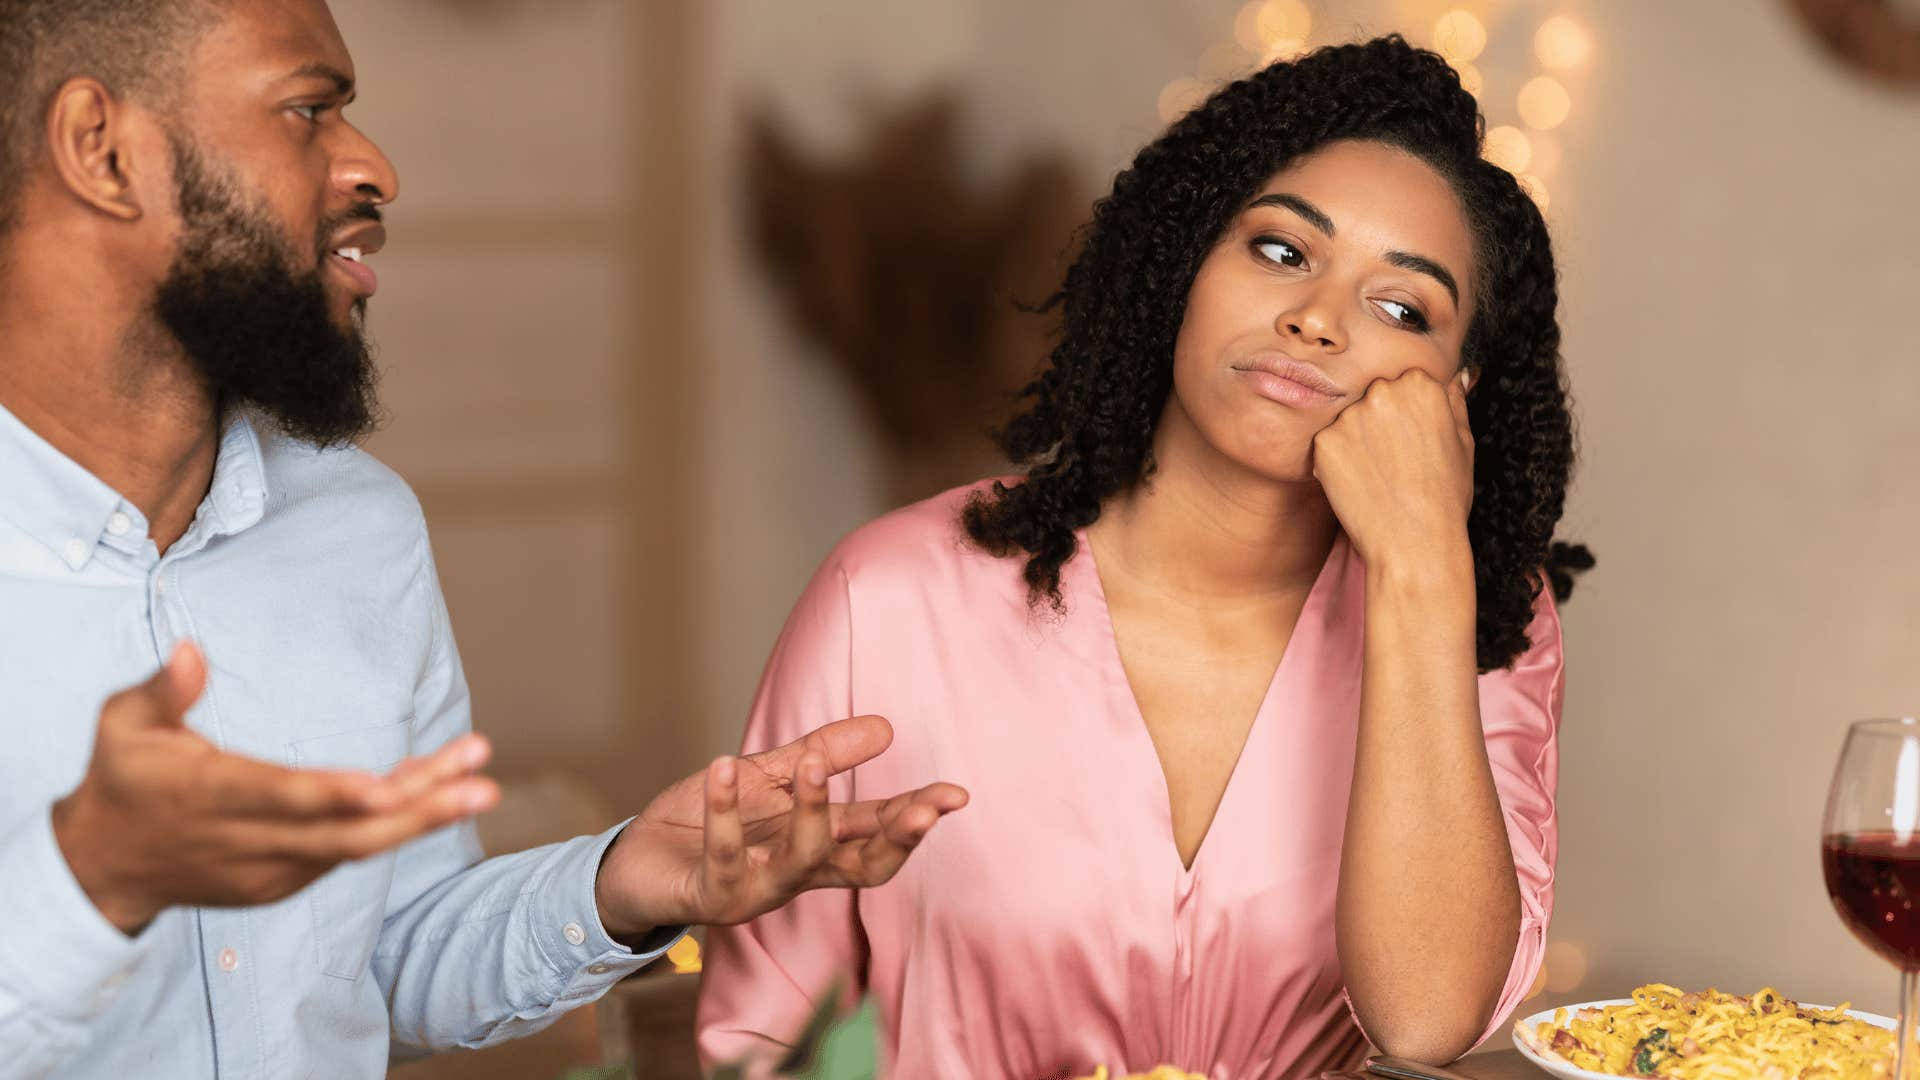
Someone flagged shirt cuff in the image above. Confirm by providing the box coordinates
[530,817,689,1003]
[0,809,154,1023]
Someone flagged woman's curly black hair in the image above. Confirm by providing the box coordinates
[963,34,1593,672]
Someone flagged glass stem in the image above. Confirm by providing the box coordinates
[1900,967,1920,1080]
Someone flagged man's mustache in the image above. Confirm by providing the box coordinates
[314,203,384,260]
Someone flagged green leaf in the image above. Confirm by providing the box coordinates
[798,998,878,1080]
[728,983,881,1080]
[773,981,849,1074]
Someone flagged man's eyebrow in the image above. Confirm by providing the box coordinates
[285,62,355,97]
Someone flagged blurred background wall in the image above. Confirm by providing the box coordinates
[324,1,1919,1075]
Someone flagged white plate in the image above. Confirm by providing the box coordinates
[1510,998,1896,1080]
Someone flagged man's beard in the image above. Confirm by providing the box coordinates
[151,133,381,447]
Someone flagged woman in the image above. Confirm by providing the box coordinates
[698,36,1591,1079]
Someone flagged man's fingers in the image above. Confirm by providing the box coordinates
[772,752,832,882]
[821,801,942,889]
[104,641,209,731]
[157,642,209,720]
[830,798,886,842]
[701,757,747,899]
[815,784,966,888]
[256,776,499,862]
[830,783,969,842]
[879,787,952,845]
[856,784,965,875]
[206,753,386,819]
[365,734,491,811]
[751,715,893,779]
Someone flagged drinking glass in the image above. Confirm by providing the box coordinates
[1823,717,1920,1078]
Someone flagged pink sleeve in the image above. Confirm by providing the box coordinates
[696,558,867,1073]
[1468,586,1565,1047]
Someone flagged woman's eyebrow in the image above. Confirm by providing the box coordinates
[1248,191,1461,308]
[1247,193,1335,237]
[1384,250,1460,307]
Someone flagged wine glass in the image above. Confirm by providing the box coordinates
[1823,717,1920,1079]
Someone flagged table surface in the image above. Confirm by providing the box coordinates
[1450,1050,1550,1078]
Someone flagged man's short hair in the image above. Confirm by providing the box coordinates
[0,0,221,234]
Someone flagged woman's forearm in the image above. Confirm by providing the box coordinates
[1337,539,1521,1063]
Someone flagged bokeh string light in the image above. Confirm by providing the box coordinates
[1432,9,1488,63]
[1455,60,1486,95]
[1255,0,1314,51]
[1518,75,1571,130]
[1484,124,1534,173]
[1434,6,1593,211]
[1156,75,1208,124]
[1162,4,1591,214]
[1535,14,1595,71]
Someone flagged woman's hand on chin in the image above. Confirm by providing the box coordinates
[1310,367,1475,575]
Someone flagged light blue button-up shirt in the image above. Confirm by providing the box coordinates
[0,403,681,1078]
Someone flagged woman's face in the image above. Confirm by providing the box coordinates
[1168,139,1477,483]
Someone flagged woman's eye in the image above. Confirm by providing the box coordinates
[1374,298,1430,331]
[1253,238,1305,268]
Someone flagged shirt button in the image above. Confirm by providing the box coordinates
[587,963,610,975]
[62,538,87,565]
[217,948,239,973]
[107,512,132,536]
[155,576,169,596]
[563,923,586,946]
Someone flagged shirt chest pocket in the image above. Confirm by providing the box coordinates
[291,717,413,981]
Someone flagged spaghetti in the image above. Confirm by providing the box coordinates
[1520,984,1893,1079]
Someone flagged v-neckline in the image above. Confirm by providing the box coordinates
[1074,528,1347,879]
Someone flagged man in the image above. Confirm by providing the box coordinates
[0,1,970,1075]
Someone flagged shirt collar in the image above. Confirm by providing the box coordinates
[0,402,270,569]
[200,409,270,539]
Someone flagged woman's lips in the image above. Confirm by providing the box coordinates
[1231,357,1346,408]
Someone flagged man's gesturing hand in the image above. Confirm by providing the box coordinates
[52,642,501,935]
[594,715,968,936]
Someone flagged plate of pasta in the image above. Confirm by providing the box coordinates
[1513,984,1894,1080]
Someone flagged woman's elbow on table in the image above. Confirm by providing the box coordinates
[1359,1001,1495,1066]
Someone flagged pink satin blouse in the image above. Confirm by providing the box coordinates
[698,483,1562,1079]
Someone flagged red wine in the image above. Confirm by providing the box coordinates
[1824,831,1920,967]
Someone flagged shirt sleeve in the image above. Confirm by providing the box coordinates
[1467,586,1565,1047]
[697,557,867,1074]
[373,525,685,1058]
[0,808,156,1079]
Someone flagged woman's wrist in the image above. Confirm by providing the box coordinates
[1363,533,1475,600]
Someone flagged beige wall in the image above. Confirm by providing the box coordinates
[332,0,705,811]
[328,3,693,1075]
[1528,0,1920,1016]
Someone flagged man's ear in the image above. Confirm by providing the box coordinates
[44,77,154,223]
